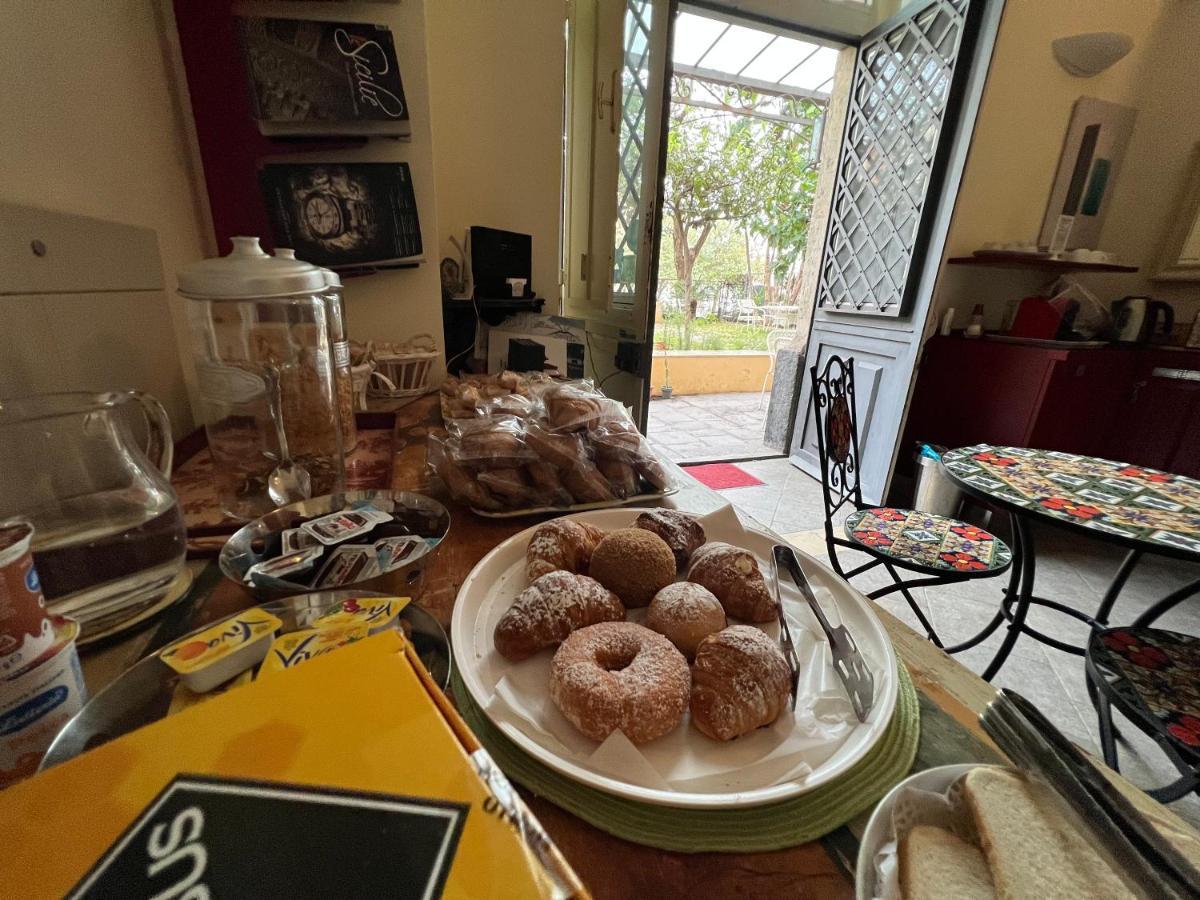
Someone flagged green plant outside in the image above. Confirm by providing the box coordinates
[654,312,769,352]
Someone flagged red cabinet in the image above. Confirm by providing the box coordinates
[901,337,1200,476]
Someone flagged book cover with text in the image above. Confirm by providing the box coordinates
[238,16,410,137]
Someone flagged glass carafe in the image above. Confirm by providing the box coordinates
[0,391,186,627]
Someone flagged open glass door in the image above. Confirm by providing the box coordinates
[564,0,674,427]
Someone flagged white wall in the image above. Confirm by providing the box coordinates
[425,0,566,306]
[934,0,1200,331]
[0,1,210,432]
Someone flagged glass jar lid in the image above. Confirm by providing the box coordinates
[177,237,328,299]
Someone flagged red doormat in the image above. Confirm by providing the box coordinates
[683,463,764,490]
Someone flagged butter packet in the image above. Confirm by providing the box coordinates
[258,623,370,676]
[160,608,282,693]
[314,596,409,635]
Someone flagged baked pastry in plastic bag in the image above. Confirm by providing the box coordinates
[526,421,590,470]
[427,435,504,510]
[449,415,535,469]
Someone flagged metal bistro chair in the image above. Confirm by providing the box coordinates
[1086,584,1200,801]
[809,355,1012,649]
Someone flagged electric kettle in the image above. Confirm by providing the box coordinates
[1112,296,1174,344]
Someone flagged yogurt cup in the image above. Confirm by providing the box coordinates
[314,596,407,635]
[159,608,282,693]
[0,520,55,677]
[258,623,369,676]
[0,616,86,788]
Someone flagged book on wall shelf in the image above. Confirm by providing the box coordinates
[236,16,411,138]
[259,162,423,269]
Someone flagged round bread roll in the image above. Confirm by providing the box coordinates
[494,571,624,662]
[645,582,726,659]
[550,622,690,744]
[690,626,792,741]
[589,528,676,607]
[634,509,705,570]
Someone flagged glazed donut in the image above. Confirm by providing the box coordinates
[549,622,690,744]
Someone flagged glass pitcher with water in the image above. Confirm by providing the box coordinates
[0,392,186,631]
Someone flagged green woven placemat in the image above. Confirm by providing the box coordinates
[452,661,920,853]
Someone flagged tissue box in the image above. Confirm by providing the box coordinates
[0,632,585,899]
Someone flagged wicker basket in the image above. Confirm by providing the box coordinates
[367,334,439,399]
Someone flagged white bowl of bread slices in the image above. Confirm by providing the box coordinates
[857,763,1147,899]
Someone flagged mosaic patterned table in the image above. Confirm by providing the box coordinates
[936,445,1200,679]
[940,445,1200,560]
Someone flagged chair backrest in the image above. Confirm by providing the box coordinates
[809,354,866,525]
[766,329,796,358]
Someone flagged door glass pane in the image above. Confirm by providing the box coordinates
[612,0,653,311]
[816,0,972,317]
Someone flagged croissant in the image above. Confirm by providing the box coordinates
[561,461,616,504]
[597,458,639,499]
[690,626,791,740]
[527,422,588,469]
[525,518,605,580]
[494,571,625,661]
[686,542,776,623]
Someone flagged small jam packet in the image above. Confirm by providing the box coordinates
[280,527,319,554]
[313,544,380,588]
[300,507,392,545]
[243,545,324,585]
[160,608,282,692]
[258,623,369,676]
[374,535,429,572]
[314,596,409,635]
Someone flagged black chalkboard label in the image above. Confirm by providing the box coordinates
[69,775,467,899]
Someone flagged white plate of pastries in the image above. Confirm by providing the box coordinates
[451,506,898,808]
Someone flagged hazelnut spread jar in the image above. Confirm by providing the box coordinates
[178,238,345,520]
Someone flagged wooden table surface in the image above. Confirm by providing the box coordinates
[78,395,1200,899]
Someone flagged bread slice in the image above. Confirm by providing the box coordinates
[899,825,995,900]
[963,767,1135,899]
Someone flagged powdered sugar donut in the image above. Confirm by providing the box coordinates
[549,622,690,744]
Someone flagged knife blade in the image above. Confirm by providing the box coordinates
[773,544,874,722]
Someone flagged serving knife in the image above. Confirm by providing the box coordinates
[772,544,874,722]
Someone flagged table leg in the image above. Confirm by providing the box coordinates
[1131,576,1200,628]
[982,513,1034,681]
[1094,549,1142,625]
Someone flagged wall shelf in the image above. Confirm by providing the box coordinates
[947,253,1139,274]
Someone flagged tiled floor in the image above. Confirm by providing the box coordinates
[647,392,775,463]
[696,456,1200,826]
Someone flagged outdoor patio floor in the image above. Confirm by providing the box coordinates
[647,392,776,464]
[694,456,1200,827]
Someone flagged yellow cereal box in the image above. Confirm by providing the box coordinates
[0,633,586,898]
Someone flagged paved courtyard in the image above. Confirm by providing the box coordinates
[690,456,1200,826]
[647,392,776,463]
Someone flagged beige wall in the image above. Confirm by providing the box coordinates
[934,0,1200,332]
[650,351,771,397]
[0,1,210,432]
[425,0,566,306]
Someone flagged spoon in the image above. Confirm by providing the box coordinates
[262,365,312,506]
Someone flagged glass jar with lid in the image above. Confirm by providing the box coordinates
[322,268,357,454]
[178,237,344,520]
